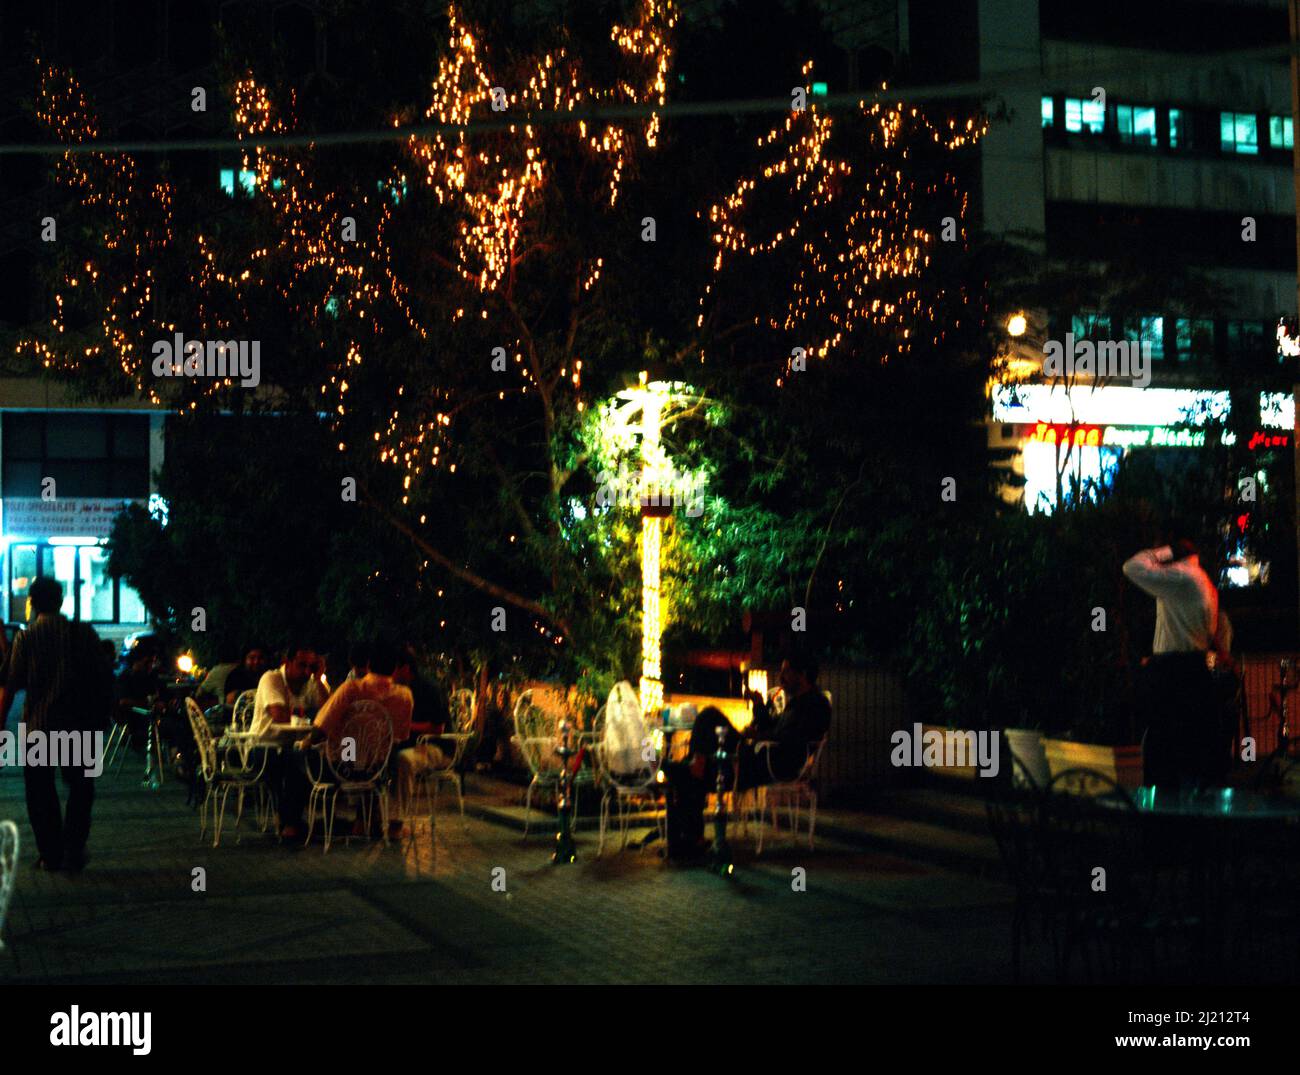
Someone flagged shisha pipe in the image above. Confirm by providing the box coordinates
[710,724,734,876]
[552,720,577,864]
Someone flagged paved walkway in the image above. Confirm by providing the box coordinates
[0,763,1036,984]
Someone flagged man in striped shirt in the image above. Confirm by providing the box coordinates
[0,577,112,871]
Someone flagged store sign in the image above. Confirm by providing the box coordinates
[1020,424,1205,448]
[1102,426,1206,448]
[1248,431,1290,450]
[1,498,141,539]
[1024,423,1102,446]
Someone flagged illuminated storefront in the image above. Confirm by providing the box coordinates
[0,410,161,633]
[990,385,1294,516]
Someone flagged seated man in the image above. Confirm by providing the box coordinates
[277,640,412,840]
[222,644,269,707]
[664,653,831,859]
[251,642,327,738]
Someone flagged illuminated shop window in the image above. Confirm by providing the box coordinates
[1041,96,1054,128]
[1269,115,1294,150]
[1168,108,1187,148]
[1175,318,1214,363]
[1116,105,1157,147]
[1064,97,1105,134]
[1220,112,1258,155]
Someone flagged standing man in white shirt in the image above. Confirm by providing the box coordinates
[1122,538,1226,787]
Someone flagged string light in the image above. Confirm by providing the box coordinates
[699,69,986,375]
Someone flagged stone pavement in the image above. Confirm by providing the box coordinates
[0,763,1038,984]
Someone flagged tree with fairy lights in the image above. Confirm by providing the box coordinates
[22,0,988,681]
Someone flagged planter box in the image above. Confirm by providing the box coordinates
[918,724,980,780]
[1003,727,1050,789]
[1043,738,1143,791]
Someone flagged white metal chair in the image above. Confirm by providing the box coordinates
[512,692,594,837]
[405,688,477,823]
[185,697,271,848]
[747,735,829,854]
[230,689,257,733]
[594,683,664,855]
[303,700,394,853]
[0,820,18,951]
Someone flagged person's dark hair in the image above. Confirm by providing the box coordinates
[1171,538,1200,562]
[28,576,63,615]
[696,705,730,735]
[244,642,268,659]
[348,641,371,669]
[283,641,317,663]
[368,640,399,677]
[394,645,419,674]
[784,650,820,683]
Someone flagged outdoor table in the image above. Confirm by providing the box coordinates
[1097,785,1300,979]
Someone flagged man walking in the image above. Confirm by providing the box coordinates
[1122,538,1225,787]
[0,577,113,871]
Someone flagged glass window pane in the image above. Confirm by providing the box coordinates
[1041,96,1054,127]
[3,414,43,458]
[1220,112,1235,149]
[9,544,36,621]
[1065,98,1082,133]
[2,461,43,496]
[45,414,108,459]
[118,582,147,624]
[1270,115,1294,149]
[1134,107,1157,146]
[1081,99,1104,132]
[45,546,76,617]
[111,416,150,458]
[78,546,116,622]
[1169,108,1184,148]
[1117,105,1133,139]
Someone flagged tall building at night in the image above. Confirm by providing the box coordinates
[907,0,1297,532]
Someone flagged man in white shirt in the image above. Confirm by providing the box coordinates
[251,643,327,738]
[1122,540,1225,787]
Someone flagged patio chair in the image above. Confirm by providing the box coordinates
[1042,768,1201,983]
[746,735,828,854]
[406,688,478,822]
[594,682,664,855]
[184,697,271,848]
[0,820,17,951]
[512,692,594,837]
[986,755,1062,981]
[230,689,257,733]
[303,699,394,853]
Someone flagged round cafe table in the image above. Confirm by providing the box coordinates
[1098,784,1300,979]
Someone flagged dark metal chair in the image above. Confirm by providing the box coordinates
[985,754,1061,981]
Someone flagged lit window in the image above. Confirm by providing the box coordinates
[1227,320,1267,358]
[1064,97,1105,134]
[1220,112,1258,155]
[219,168,259,197]
[1071,312,1110,340]
[1117,105,1157,147]
[1168,108,1186,148]
[1175,318,1214,363]
[376,178,408,205]
[1269,115,1294,149]
[1041,96,1054,128]
[1127,315,1164,360]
